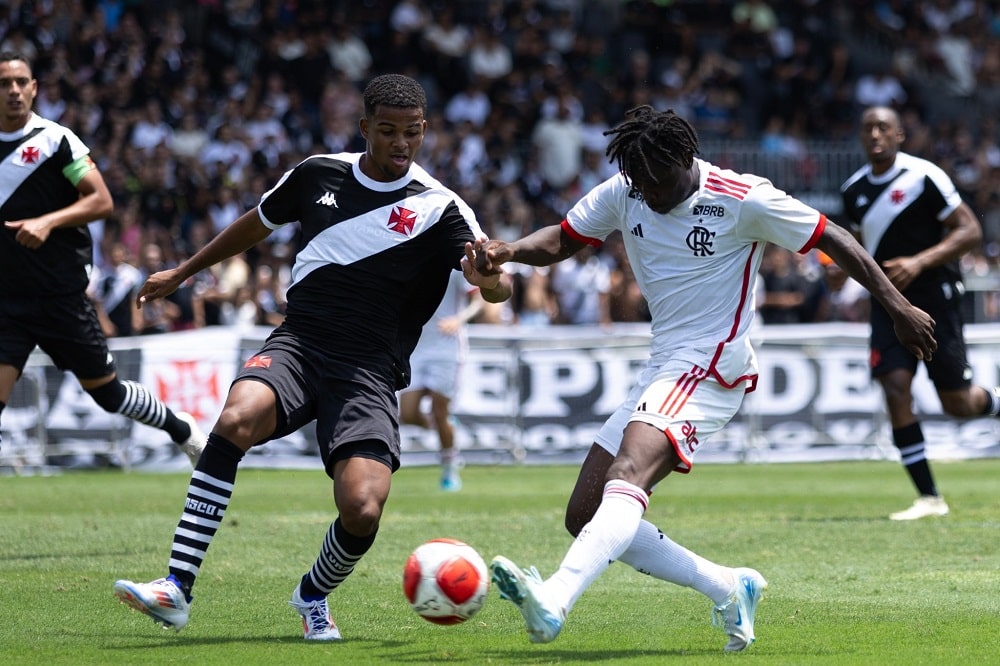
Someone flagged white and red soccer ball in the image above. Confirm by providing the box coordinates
[403,538,489,625]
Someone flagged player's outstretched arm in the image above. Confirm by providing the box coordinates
[137,209,272,307]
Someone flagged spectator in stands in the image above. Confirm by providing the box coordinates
[200,123,252,186]
[135,242,181,335]
[510,264,557,326]
[89,242,142,338]
[532,89,583,191]
[813,251,869,323]
[422,6,470,95]
[758,245,825,324]
[444,77,492,128]
[131,99,174,156]
[550,245,612,326]
[169,111,210,160]
[34,78,66,122]
[325,19,373,85]
[468,25,513,83]
[854,63,908,110]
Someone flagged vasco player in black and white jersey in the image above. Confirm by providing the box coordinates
[113,74,512,640]
[841,106,1000,521]
[0,53,206,466]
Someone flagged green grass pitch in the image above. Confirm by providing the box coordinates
[1,459,998,665]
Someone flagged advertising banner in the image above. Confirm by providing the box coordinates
[3,323,998,471]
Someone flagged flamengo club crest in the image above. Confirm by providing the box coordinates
[686,225,716,256]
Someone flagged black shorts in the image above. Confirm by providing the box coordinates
[236,327,401,476]
[0,292,115,379]
[870,281,971,391]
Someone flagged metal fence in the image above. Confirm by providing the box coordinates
[700,139,865,214]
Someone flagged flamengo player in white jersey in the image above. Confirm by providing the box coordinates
[399,269,484,491]
[472,105,937,652]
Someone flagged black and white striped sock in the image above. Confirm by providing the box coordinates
[168,434,244,598]
[116,379,188,442]
[299,518,376,600]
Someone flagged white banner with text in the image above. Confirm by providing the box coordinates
[3,323,998,471]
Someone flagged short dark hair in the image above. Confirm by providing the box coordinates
[604,105,699,185]
[0,51,32,73]
[362,74,427,117]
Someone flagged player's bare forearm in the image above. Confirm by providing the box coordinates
[509,225,583,266]
[911,202,983,270]
[137,209,271,306]
[478,275,512,303]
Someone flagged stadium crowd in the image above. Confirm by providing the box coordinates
[14,0,1000,332]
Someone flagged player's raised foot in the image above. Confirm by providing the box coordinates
[175,412,207,467]
[490,555,565,643]
[113,576,191,631]
[440,464,462,492]
[889,495,949,521]
[289,584,342,641]
[712,567,767,652]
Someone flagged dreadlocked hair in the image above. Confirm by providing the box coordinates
[603,105,699,185]
[363,73,427,117]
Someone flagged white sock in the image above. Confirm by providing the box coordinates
[619,519,736,604]
[545,479,648,613]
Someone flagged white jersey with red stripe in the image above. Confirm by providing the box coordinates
[564,157,826,389]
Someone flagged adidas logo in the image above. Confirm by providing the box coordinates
[630,224,644,238]
[316,192,338,207]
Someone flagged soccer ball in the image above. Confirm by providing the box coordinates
[402,538,489,625]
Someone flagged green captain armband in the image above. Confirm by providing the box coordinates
[62,155,97,186]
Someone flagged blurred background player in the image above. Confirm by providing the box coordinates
[840,105,1000,520]
[0,52,205,466]
[399,269,484,491]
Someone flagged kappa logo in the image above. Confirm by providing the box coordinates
[316,192,338,207]
[630,224,644,238]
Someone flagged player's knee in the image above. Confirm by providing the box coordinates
[939,397,977,418]
[84,379,127,413]
[213,403,273,445]
[338,502,382,536]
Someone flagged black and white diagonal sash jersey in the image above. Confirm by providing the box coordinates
[840,151,965,297]
[258,152,485,372]
[0,113,95,297]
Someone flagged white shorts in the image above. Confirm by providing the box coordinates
[594,358,748,473]
[405,357,460,400]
